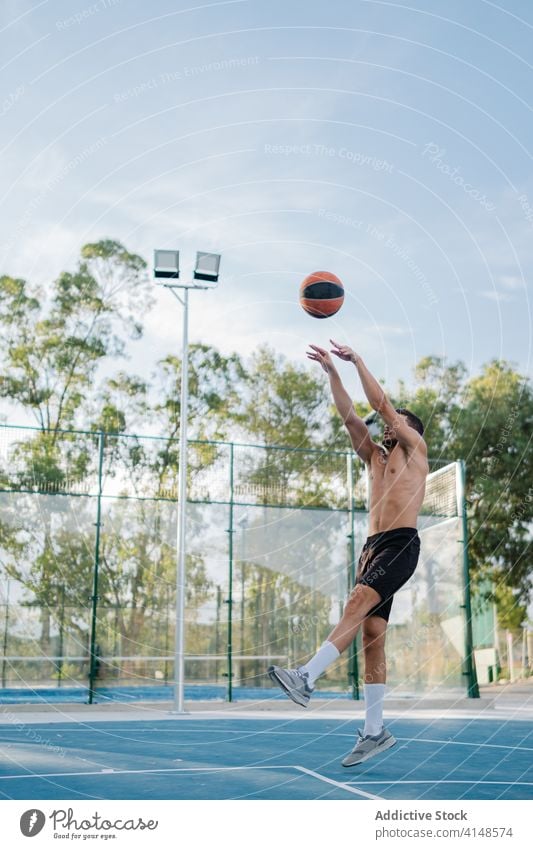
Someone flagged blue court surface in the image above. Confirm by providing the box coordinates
[0,710,531,801]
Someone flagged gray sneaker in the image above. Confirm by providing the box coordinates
[341,727,396,767]
[268,665,314,707]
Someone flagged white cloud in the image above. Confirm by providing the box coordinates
[479,290,513,303]
[365,324,409,337]
[499,274,526,290]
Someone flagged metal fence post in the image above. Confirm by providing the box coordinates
[88,431,104,704]
[457,459,480,698]
[57,583,65,688]
[1,579,10,689]
[226,442,235,701]
[347,454,360,700]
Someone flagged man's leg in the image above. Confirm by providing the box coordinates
[341,614,396,767]
[268,584,382,705]
[362,615,387,736]
[327,583,382,653]
[300,583,382,684]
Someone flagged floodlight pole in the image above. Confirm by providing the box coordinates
[155,250,220,713]
[173,285,189,713]
[169,283,213,712]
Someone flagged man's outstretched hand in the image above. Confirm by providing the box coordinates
[306,344,338,375]
[330,340,360,365]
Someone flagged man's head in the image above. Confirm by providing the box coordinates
[382,408,425,450]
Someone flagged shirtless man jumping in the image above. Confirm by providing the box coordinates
[268,340,428,767]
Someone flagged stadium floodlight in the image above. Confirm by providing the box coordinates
[153,248,221,713]
[154,249,180,279]
[193,251,221,283]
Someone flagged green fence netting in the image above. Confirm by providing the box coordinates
[0,424,472,700]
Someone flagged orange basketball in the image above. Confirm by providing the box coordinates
[299,271,344,319]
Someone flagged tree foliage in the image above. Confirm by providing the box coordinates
[0,240,531,689]
[397,357,532,622]
[0,239,151,433]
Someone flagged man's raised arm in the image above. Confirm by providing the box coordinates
[330,340,425,453]
[307,344,377,464]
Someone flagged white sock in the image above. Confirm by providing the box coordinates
[300,641,340,687]
[363,683,386,736]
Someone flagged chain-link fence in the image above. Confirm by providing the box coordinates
[0,424,476,701]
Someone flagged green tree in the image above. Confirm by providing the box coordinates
[448,361,532,611]
[400,358,532,621]
[241,346,326,447]
[235,346,340,507]
[154,344,246,442]
[149,344,247,499]
[0,240,152,653]
[0,239,151,433]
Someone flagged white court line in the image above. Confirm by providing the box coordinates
[2,709,532,724]
[346,780,533,786]
[0,765,295,780]
[395,736,533,751]
[0,763,382,798]
[2,728,529,752]
[294,766,384,800]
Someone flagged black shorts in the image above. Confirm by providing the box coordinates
[356,527,420,622]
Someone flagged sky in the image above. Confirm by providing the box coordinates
[0,0,532,408]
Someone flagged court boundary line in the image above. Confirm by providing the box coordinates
[0,765,294,781]
[2,726,531,753]
[346,779,533,786]
[0,762,528,797]
[294,766,383,799]
[395,736,533,751]
[0,762,383,799]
